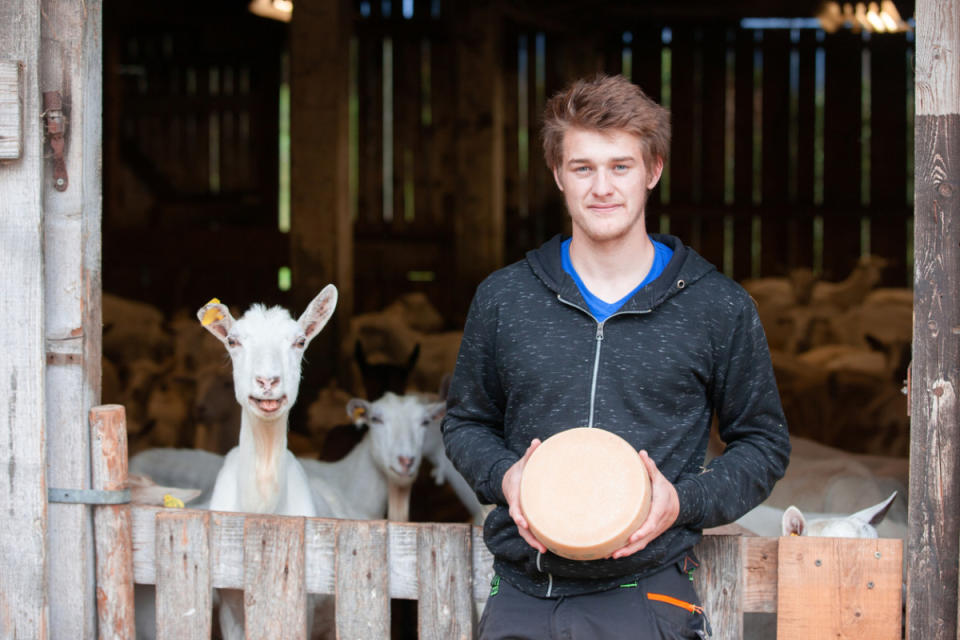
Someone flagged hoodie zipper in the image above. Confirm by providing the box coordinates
[557,295,651,430]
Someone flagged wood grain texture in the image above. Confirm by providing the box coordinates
[417,523,473,640]
[90,405,135,640]
[0,1,46,638]
[0,61,21,158]
[155,511,211,640]
[693,534,743,639]
[777,536,902,639]
[41,0,103,635]
[244,516,308,640]
[741,536,778,614]
[916,0,960,116]
[335,520,390,640]
[909,112,960,640]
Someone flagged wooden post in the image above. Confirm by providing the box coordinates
[89,405,135,640]
[0,1,47,638]
[289,0,353,384]
[452,1,505,317]
[41,0,103,636]
[910,1,960,638]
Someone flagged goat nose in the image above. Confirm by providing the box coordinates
[256,375,280,390]
[398,456,415,473]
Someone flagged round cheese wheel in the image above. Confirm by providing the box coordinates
[519,427,652,561]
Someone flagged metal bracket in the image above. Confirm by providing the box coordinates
[48,488,131,505]
[42,90,68,191]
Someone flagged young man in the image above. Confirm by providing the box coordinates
[442,74,790,639]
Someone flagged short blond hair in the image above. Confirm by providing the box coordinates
[542,74,671,171]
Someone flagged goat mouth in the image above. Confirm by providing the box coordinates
[249,396,287,414]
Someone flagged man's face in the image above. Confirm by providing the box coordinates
[552,127,663,245]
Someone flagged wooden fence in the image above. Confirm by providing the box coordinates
[88,405,905,639]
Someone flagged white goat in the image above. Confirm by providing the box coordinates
[733,491,899,538]
[300,392,446,521]
[199,287,338,640]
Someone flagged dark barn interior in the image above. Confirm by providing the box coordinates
[96,1,920,636]
[100,0,916,569]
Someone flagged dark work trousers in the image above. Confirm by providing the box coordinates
[477,560,711,640]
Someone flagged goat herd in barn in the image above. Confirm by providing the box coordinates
[106,254,911,638]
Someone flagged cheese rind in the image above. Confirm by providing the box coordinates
[519,427,652,561]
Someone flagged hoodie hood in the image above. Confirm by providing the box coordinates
[525,233,717,314]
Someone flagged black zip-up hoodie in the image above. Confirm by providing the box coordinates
[442,233,790,598]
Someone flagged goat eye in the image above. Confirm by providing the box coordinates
[227,336,240,348]
[370,416,383,425]
[294,337,306,348]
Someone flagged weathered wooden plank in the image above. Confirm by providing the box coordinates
[90,405,135,640]
[910,4,960,637]
[0,1,46,638]
[336,520,390,639]
[155,511,212,640]
[417,523,474,640]
[741,536,778,614]
[693,533,743,639]
[42,1,103,635]
[0,60,22,158]
[244,516,308,640]
[777,536,902,638]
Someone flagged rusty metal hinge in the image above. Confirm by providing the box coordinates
[42,90,68,191]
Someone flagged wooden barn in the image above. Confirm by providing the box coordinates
[1,0,958,637]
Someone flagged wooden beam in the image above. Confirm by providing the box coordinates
[40,0,103,635]
[909,1,960,638]
[290,0,354,382]
[452,1,505,317]
[0,1,47,637]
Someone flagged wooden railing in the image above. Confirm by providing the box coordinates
[90,406,904,639]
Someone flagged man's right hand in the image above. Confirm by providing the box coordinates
[502,439,546,553]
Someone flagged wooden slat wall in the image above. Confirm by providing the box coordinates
[102,8,286,315]
[490,20,914,291]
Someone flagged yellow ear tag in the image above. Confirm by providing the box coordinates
[352,406,366,421]
[201,298,224,326]
[163,494,186,509]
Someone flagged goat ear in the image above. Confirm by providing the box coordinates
[853,491,898,526]
[299,284,338,345]
[347,398,371,426]
[781,506,806,536]
[197,299,235,343]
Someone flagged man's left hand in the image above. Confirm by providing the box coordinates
[608,450,679,559]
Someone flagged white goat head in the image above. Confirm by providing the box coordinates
[197,285,338,421]
[781,491,898,538]
[346,392,446,486]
